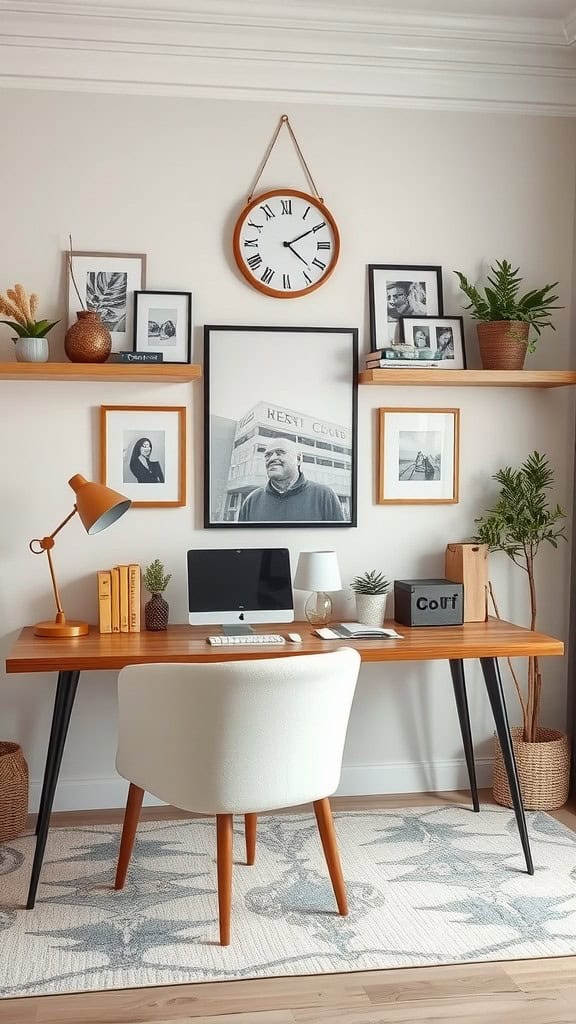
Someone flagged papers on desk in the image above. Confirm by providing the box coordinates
[314,622,404,640]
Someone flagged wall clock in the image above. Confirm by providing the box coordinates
[233,187,340,299]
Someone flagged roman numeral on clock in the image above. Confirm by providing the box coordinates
[302,206,310,220]
[312,257,326,270]
[283,274,291,289]
[303,270,312,285]
[261,266,275,284]
[281,200,292,215]
[247,253,262,270]
[243,238,258,248]
[317,241,331,250]
[259,204,275,220]
[247,220,263,233]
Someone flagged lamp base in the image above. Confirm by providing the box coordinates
[34,620,89,638]
[304,591,333,626]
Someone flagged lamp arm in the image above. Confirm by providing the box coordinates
[29,507,78,622]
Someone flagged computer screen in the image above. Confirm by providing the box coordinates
[187,548,294,627]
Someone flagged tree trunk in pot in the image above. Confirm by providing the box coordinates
[476,321,529,370]
[355,593,387,627]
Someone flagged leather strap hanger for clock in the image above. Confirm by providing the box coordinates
[245,113,324,204]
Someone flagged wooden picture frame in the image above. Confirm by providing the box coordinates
[100,405,186,508]
[204,325,358,527]
[378,407,459,504]
[66,251,146,354]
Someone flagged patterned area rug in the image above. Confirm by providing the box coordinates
[1,806,576,998]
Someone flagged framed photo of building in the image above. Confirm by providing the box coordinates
[368,264,444,349]
[378,407,459,504]
[66,251,146,353]
[100,405,186,508]
[133,290,192,363]
[204,325,358,527]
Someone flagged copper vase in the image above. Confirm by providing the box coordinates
[64,311,112,363]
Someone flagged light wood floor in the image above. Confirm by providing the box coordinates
[2,791,576,1024]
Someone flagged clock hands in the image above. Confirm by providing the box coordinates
[285,227,316,246]
[283,241,309,267]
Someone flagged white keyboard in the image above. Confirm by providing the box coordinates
[207,634,286,646]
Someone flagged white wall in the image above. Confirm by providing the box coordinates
[0,90,574,809]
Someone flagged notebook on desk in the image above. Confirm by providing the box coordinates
[315,622,404,640]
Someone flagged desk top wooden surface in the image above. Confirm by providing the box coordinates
[5,618,563,673]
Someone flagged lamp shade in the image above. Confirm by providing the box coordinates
[294,550,342,592]
[69,474,131,534]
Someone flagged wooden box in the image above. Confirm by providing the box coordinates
[444,543,488,622]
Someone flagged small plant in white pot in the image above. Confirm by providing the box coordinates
[0,283,59,363]
[350,570,390,627]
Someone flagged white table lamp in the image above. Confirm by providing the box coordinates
[294,550,342,625]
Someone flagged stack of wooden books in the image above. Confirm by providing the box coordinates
[97,565,141,633]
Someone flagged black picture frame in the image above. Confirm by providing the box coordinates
[394,315,467,369]
[368,264,444,351]
[133,290,192,364]
[204,325,358,528]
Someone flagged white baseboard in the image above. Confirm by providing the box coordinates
[30,758,494,812]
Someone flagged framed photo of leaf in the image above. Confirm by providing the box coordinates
[66,251,146,353]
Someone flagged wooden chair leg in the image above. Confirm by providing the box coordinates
[313,797,348,916]
[245,813,257,866]
[115,783,144,890]
[216,814,233,946]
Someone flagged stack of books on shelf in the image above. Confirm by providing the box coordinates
[97,564,141,634]
[366,346,441,369]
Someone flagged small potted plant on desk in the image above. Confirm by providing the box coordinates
[474,451,569,809]
[350,570,390,627]
[0,284,59,363]
[143,559,172,631]
[454,259,560,370]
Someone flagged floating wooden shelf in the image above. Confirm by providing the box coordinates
[0,362,202,383]
[358,369,576,388]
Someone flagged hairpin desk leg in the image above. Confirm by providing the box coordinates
[449,659,479,812]
[480,656,533,875]
[27,669,81,909]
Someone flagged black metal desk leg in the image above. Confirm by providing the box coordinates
[480,657,534,875]
[449,659,479,812]
[27,669,80,909]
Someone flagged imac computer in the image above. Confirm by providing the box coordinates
[187,548,294,634]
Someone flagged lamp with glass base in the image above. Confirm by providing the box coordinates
[30,474,131,638]
[293,550,342,626]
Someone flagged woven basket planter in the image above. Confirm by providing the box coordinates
[493,726,570,810]
[476,321,529,370]
[0,742,29,842]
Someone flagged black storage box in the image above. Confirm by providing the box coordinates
[394,578,464,627]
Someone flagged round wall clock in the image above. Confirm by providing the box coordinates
[233,188,340,298]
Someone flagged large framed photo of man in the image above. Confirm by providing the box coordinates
[204,326,358,527]
[368,264,444,350]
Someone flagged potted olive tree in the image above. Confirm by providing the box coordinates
[474,452,569,809]
[350,570,390,627]
[454,260,560,370]
[143,559,172,631]
[0,283,58,362]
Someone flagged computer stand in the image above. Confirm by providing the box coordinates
[221,624,255,636]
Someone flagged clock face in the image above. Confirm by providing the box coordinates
[233,188,340,298]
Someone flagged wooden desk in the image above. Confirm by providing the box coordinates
[5,618,564,908]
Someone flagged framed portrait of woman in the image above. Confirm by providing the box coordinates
[100,405,186,508]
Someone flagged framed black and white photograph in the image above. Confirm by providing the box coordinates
[368,264,444,350]
[392,315,466,368]
[378,407,459,504]
[66,251,146,353]
[133,290,192,363]
[204,325,358,527]
[100,405,186,508]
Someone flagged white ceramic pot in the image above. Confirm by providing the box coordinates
[355,592,388,627]
[14,337,49,362]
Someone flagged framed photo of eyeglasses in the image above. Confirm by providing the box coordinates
[100,405,186,508]
[377,407,459,504]
[133,291,192,363]
[368,264,444,349]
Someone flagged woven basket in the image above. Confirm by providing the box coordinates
[0,742,29,842]
[493,726,570,810]
[476,321,529,369]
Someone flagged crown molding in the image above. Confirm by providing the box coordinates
[2,0,576,114]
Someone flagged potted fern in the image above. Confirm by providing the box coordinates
[350,570,390,627]
[143,559,172,631]
[454,260,560,370]
[0,283,59,363]
[474,452,569,809]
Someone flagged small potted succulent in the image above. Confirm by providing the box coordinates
[350,570,390,627]
[143,559,172,631]
[0,283,59,363]
[454,259,560,370]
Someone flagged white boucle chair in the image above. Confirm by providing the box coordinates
[114,648,361,945]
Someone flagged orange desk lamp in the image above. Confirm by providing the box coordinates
[29,474,131,638]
